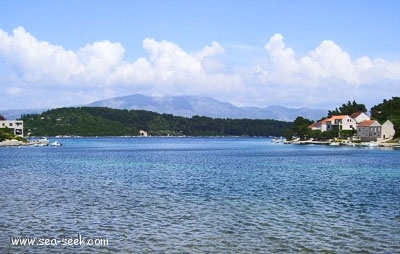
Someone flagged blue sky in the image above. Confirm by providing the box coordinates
[1,0,399,111]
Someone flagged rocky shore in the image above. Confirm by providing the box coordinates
[0,139,28,147]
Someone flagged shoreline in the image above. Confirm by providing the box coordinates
[0,139,28,147]
[290,139,399,148]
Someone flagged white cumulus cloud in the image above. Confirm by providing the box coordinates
[0,27,242,108]
[259,33,400,86]
[0,27,399,110]
[249,33,400,108]
[0,27,81,84]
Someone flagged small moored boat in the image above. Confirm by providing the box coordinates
[50,141,62,147]
[271,137,283,143]
[361,141,378,147]
[30,137,49,146]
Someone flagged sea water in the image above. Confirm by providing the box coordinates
[1,137,399,253]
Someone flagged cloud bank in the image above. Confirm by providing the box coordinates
[1,27,399,110]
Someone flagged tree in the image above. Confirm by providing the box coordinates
[0,115,5,120]
[328,100,367,117]
[292,116,313,140]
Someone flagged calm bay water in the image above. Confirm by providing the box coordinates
[1,137,400,253]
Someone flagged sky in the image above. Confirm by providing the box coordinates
[1,0,399,111]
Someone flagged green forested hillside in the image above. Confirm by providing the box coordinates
[21,107,292,137]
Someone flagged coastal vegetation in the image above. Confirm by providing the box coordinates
[0,127,26,143]
[21,107,292,137]
[0,127,15,142]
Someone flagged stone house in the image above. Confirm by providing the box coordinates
[357,120,381,141]
[357,120,395,141]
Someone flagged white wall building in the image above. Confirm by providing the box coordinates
[381,120,395,140]
[310,115,357,133]
[350,112,370,124]
[0,120,24,137]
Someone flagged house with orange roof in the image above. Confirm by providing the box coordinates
[309,118,330,132]
[357,120,381,141]
[327,115,356,131]
[309,115,356,132]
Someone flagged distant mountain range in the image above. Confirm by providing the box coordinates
[0,109,47,121]
[87,94,327,121]
[1,94,327,121]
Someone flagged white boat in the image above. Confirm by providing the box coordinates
[345,142,356,147]
[30,137,49,146]
[271,136,285,143]
[393,145,400,150]
[361,141,378,147]
[50,141,62,147]
[329,142,340,146]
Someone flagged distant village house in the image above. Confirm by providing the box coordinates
[139,130,148,137]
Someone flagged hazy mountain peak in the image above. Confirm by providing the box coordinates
[0,94,327,121]
[87,94,326,121]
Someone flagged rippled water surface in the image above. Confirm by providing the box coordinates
[1,137,400,253]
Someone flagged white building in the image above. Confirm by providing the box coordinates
[327,115,356,131]
[309,115,356,132]
[139,130,148,137]
[0,120,24,137]
[350,112,370,124]
[381,120,395,140]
